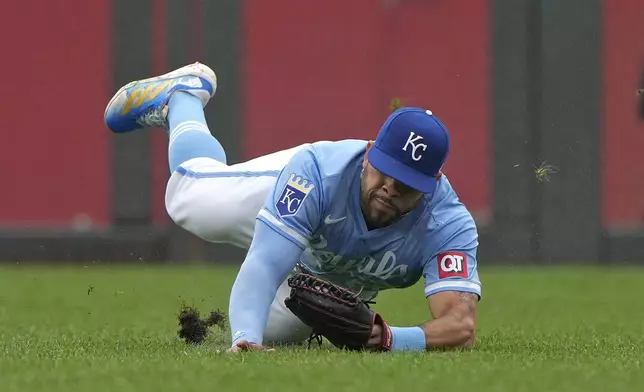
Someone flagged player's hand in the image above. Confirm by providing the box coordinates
[367,324,383,349]
[228,340,275,353]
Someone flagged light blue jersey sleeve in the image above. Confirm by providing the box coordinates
[256,146,325,248]
[422,212,482,299]
[228,146,324,346]
[228,220,304,346]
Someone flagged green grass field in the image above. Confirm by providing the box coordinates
[0,264,642,392]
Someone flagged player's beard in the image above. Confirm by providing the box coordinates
[359,166,405,229]
[369,194,402,225]
[359,185,402,230]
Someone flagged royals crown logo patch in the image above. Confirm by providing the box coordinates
[276,173,315,217]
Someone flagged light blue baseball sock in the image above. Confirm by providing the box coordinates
[166,91,227,173]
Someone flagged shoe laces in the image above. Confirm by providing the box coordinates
[136,106,168,128]
[306,333,323,349]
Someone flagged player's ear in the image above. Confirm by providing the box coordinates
[363,141,374,168]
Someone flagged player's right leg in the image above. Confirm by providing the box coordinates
[163,147,301,249]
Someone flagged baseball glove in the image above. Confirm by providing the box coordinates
[284,272,392,351]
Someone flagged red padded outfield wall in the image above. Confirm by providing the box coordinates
[602,0,644,229]
[242,0,491,220]
[0,0,111,228]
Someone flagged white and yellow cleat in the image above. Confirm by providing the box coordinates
[104,62,217,133]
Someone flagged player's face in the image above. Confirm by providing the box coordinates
[360,143,424,229]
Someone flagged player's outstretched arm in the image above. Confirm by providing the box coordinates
[228,219,303,349]
[228,146,325,350]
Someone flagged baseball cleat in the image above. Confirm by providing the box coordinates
[104,62,217,133]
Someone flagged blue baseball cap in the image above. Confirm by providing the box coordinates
[367,107,450,194]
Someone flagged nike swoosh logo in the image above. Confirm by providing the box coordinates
[324,215,346,225]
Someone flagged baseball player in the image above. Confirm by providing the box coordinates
[104,63,481,352]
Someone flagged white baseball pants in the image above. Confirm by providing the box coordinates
[165,144,313,345]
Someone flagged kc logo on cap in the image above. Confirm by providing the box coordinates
[402,132,428,161]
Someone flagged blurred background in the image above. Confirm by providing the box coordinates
[0,0,642,265]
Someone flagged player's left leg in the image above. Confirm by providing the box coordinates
[104,62,225,171]
[104,63,303,248]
